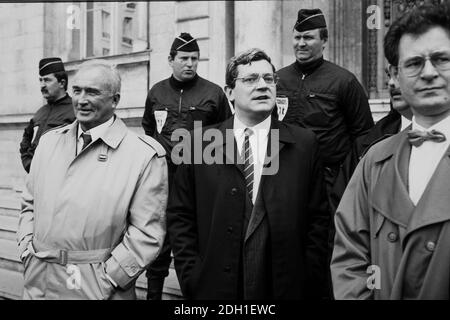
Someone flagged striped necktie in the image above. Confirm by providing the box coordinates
[243,128,254,202]
[81,132,92,150]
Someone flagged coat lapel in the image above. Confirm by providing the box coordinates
[405,147,450,238]
[245,119,295,242]
[371,131,414,229]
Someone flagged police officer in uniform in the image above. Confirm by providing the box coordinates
[19,57,75,173]
[142,32,231,299]
[275,9,374,203]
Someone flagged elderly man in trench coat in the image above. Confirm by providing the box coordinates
[331,3,450,299]
[17,60,168,299]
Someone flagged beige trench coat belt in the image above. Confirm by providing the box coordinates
[29,239,112,266]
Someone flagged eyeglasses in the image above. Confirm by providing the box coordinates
[399,51,450,77]
[235,73,279,86]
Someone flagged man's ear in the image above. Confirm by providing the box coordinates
[224,85,234,102]
[59,79,66,89]
[112,93,120,108]
[168,55,173,67]
[389,64,400,86]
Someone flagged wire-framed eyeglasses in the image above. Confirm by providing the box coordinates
[399,51,450,77]
[235,73,279,86]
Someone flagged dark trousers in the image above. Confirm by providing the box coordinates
[145,159,176,300]
[324,164,340,300]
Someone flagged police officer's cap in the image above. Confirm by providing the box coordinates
[170,33,200,52]
[294,8,327,32]
[39,57,65,76]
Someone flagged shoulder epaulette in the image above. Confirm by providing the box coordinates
[138,135,166,158]
[42,123,72,136]
[359,134,394,160]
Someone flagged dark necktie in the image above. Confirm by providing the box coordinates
[407,129,446,147]
[242,128,254,202]
[81,132,92,150]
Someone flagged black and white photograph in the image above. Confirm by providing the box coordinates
[0,0,449,311]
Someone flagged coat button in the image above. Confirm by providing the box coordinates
[224,266,231,273]
[387,232,398,242]
[425,241,436,252]
[227,226,233,234]
[230,188,238,195]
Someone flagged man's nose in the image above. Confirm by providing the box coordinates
[420,58,439,80]
[255,76,269,89]
[186,59,193,67]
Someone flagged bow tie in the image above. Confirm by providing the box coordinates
[407,129,447,147]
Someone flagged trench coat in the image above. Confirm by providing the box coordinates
[17,117,168,299]
[331,130,450,299]
[167,117,330,299]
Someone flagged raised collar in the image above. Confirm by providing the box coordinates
[294,56,324,75]
[47,93,71,106]
[169,74,199,90]
[69,115,127,150]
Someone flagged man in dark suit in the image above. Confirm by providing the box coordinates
[167,48,330,299]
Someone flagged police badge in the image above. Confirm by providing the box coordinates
[154,109,168,134]
[275,96,289,121]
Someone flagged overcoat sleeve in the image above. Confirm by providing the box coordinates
[331,154,373,299]
[105,152,168,289]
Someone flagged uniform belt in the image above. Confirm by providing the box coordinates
[29,239,112,266]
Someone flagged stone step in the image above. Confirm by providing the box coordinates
[0,214,18,233]
[0,238,20,262]
[0,267,23,300]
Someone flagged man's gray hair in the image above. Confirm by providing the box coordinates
[76,59,121,94]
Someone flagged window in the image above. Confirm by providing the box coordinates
[68,2,148,60]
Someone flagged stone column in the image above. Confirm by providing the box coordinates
[234,1,283,69]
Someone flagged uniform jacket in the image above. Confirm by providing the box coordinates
[167,117,330,299]
[20,94,75,173]
[330,109,402,213]
[142,74,231,162]
[275,58,374,166]
[17,117,168,300]
[331,130,450,299]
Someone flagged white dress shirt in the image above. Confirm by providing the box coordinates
[76,116,114,156]
[233,116,271,204]
[400,116,412,131]
[408,115,450,205]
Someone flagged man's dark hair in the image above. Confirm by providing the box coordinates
[225,48,276,88]
[384,2,450,66]
[319,27,328,41]
[53,71,68,91]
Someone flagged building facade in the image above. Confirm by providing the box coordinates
[0,0,443,300]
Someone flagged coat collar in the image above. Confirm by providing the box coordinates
[371,130,414,229]
[216,116,295,167]
[371,129,450,237]
[66,116,127,150]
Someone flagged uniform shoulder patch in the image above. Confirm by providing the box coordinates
[138,135,166,157]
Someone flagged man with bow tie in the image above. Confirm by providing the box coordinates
[331,3,450,299]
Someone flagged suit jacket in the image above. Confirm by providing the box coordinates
[331,130,450,299]
[167,116,330,299]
